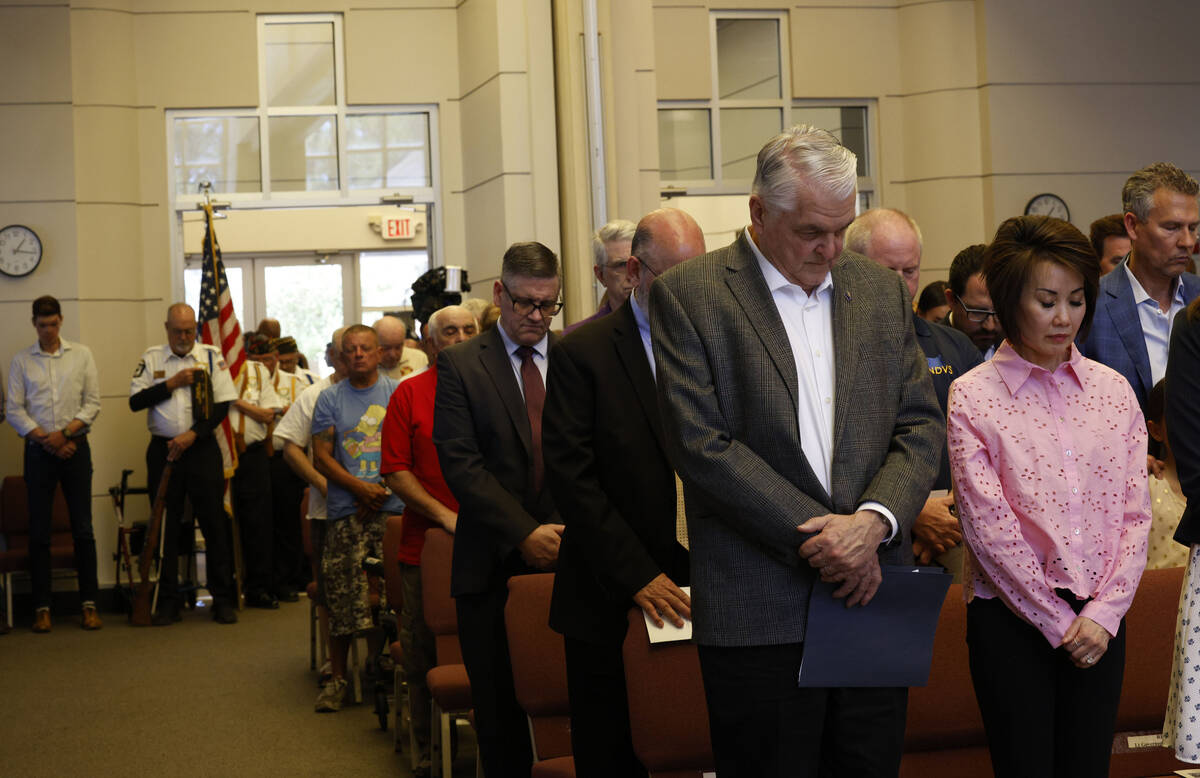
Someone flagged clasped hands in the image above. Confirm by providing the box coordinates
[797,510,889,607]
[29,428,76,460]
[1062,616,1112,669]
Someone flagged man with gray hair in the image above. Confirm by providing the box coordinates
[565,218,636,334]
[846,208,981,578]
[650,126,943,775]
[1080,161,1200,413]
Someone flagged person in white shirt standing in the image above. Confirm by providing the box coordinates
[6,295,102,633]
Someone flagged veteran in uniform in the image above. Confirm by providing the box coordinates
[232,333,284,608]
[129,303,239,625]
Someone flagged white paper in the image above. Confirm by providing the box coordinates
[643,585,692,643]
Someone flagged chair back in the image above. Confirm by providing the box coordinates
[506,573,571,761]
[421,528,461,664]
[1,475,71,548]
[1116,565,1185,729]
[382,514,405,614]
[622,608,713,776]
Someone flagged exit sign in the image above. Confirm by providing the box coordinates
[384,217,413,239]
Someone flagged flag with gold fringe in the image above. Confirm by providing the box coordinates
[197,203,243,490]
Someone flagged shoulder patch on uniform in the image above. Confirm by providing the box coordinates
[133,360,146,378]
[217,358,227,369]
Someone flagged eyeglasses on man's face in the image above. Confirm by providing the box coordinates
[502,281,563,318]
[954,292,998,323]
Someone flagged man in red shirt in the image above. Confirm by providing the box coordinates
[381,304,479,776]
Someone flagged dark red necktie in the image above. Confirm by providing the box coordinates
[516,345,545,494]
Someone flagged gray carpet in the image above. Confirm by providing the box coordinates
[0,598,474,777]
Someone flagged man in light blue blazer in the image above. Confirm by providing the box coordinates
[1079,162,1200,414]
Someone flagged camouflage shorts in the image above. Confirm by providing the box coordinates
[321,511,386,637]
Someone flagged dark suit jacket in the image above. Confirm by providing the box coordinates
[1078,258,1200,412]
[1168,308,1200,545]
[542,301,689,645]
[649,236,944,647]
[915,314,983,491]
[433,326,559,597]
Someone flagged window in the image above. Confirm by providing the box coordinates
[657,13,876,207]
[167,14,436,205]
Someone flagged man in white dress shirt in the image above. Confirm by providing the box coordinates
[6,295,102,632]
[129,303,239,625]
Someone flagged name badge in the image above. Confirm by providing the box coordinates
[153,370,165,379]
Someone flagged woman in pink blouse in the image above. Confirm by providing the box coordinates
[947,215,1151,778]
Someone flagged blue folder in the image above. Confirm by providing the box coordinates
[797,565,952,688]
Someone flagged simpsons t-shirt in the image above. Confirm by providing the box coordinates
[312,375,405,519]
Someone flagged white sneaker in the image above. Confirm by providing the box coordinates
[315,677,348,713]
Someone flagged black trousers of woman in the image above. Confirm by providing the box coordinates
[967,595,1126,778]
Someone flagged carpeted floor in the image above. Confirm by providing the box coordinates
[0,597,475,777]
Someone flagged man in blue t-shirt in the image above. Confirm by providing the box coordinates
[311,323,403,713]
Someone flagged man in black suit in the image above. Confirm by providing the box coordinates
[434,242,564,778]
[543,208,706,777]
[845,208,982,577]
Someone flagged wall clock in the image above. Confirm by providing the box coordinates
[1024,193,1070,222]
[0,224,43,277]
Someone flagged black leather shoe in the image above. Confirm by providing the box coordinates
[273,586,300,603]
[212,601,239,624]
[152,604,182,627]
[246,591,280,609]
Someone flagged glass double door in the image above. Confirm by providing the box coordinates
[184,254,353,377]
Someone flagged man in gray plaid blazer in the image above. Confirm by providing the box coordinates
[649,126,944,777]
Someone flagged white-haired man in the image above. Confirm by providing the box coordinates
[565,219,636,334]
[373,314,429,379]
[650,127,943,775]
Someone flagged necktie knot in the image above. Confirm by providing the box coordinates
[516,345,536,362]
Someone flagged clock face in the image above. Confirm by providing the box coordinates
[1025,193,1070,222]
[0,224,42,277]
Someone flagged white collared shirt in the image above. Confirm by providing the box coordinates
[743,229,898,540]
[6,338,101,438]
[630,292,655,380]
[130,342,238,438]
[230,360,284,445]
[494,325,550,398]
[1125,263,1187,387]
[272,366,317,407]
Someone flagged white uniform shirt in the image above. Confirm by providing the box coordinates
[6,338,101,438]
[230,360,284,446]
[130,343,237,438]
[1125,263,1187,387]
[380,347,429,382]
[272,367,317,408]
[273,376,333,519]
[744,229,898,541]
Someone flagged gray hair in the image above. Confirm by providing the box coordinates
[428,304,478,345]
[844,208,923,256]
[591,219,637,267]
[752,125,857,212]
[1122,162,1199,222]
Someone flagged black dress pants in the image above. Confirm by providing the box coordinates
[24,437,98,609]
[232,441,272,597]
[967,596,1126,778]
[146,434,235,607]
[697,642,908,778]
[456,585,534,778]
[269,451,305,589]
[562,634,647,778]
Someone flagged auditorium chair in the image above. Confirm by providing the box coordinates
[0,475,75,630]
[505,573,575,778]
[421,528,473,778]
[622,608,714,777]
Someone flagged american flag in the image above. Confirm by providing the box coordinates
[198,205,242,481]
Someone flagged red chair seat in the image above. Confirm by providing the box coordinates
[427,663,472,711]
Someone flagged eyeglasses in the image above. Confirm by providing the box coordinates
[635,257,661,279]
[953,292,998,324]
[502,281,563,317]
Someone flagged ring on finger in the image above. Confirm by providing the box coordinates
[1085,655,1095,665]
